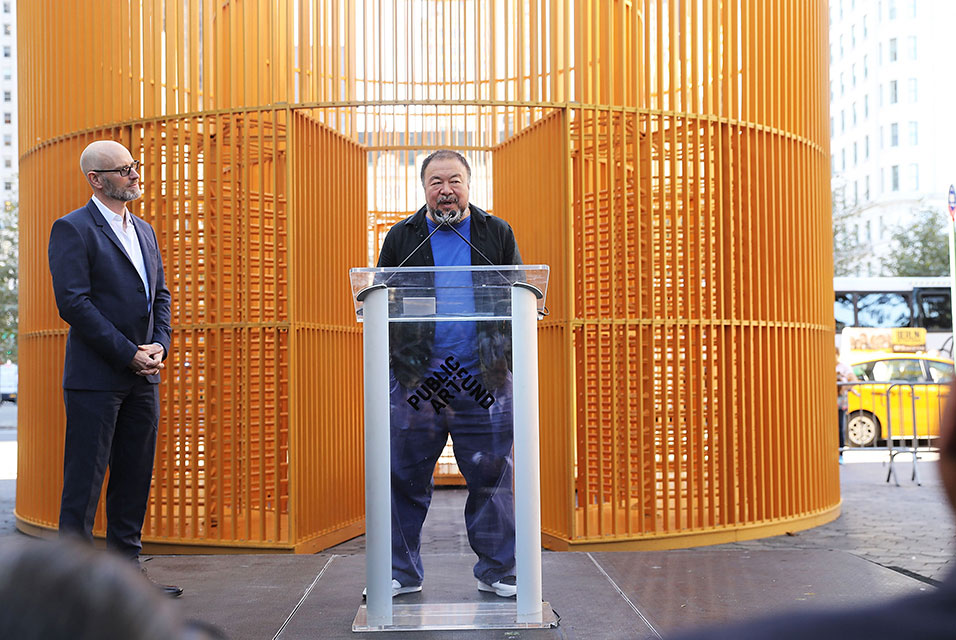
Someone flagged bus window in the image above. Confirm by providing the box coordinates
[834,277,952,357]
[856,292,910,328]
[915,291,952,331]
[835,293,855,331]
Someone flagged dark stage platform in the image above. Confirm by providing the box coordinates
[152,535,928,638]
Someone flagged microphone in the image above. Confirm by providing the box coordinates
[391,206,462,271]
[432,212,454,226]
[432,209,465,226]
[389,205,514,287]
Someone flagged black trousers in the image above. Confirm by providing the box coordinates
[58,380,159,560]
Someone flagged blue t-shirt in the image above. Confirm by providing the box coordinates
[427,217,478,366]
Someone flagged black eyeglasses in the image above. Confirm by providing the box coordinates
[90,160,141,177]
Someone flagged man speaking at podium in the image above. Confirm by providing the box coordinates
[376,149,523,598]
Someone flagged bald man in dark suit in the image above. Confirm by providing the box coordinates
[48,140,180,597]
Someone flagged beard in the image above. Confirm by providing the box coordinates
[103,180,142,202]
[429,195,467,225]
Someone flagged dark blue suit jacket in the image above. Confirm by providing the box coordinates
[48,200,171,390]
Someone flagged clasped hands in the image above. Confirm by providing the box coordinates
[129,343,165,376]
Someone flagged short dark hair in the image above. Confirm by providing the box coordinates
[420,150,471,184]
[0,538,194,640]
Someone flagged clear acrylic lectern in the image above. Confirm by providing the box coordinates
[348,265,557,632]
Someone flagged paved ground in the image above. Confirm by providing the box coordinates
[152,470,952,639]
[722,452,956,584]
[2,402,955,638]
[324,450,956,586]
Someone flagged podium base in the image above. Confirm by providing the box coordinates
[352,601,559,632]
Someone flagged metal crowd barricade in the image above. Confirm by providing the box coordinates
[840,380,947,486]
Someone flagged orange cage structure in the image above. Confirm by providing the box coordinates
[17,0,836,552]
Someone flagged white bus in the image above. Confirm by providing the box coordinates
[834,276,953,357]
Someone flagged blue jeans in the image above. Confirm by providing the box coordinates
[389,358,515,587]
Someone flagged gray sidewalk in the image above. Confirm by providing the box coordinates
[2,429,955,637]
[722,454,956,584]
[154,457,956,639]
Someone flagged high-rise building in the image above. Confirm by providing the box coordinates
[0,0,14,209]
[829,0,956,275]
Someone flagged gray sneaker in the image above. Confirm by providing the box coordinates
[477,576,517,597]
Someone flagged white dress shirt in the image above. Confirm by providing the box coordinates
[91,195,151,309]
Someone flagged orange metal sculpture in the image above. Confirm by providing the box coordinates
[17,0,836,552]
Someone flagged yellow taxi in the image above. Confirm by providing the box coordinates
[845,353,954,447]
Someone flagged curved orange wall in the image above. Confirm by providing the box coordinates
[17,0,836,551]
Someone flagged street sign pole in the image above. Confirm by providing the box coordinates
[948,185,956,357]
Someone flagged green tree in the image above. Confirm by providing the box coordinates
[881,206,949,277]
[0,198,16,362]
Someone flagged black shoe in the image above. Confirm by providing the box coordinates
[141,566,184,598]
